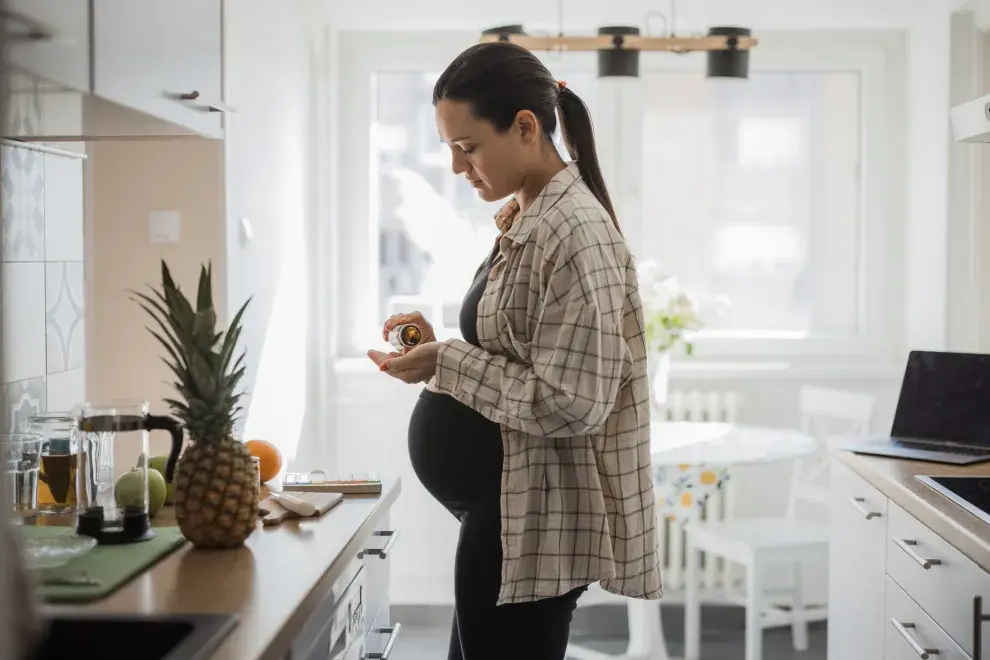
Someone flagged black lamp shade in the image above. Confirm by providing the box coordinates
[597,26,640,78]
[482,25,526,41]
[706,26,751,79]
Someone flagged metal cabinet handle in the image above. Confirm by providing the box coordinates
[848,496,882,519]
[974,596,990,660]
[890,619,939,658]
[893,538,941,569]
[165,91,236,114]
[366,623,401,659]
[363,530,400,560]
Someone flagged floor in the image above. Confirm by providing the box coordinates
[393,605,828,660]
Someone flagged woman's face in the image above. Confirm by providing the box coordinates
[435,99,540,202]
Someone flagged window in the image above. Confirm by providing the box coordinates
[336,33,900,360]
[640,72,861,338]
[336,33,597,353]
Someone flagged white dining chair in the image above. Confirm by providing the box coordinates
[683,385,875,660]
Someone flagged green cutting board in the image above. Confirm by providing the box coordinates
[21,525,186,603]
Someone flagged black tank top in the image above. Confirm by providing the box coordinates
[406,248,503,510]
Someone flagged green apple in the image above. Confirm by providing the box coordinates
[114,468,167,517]
[135,453,148,468]
[147,455,176,504]
[146,468,167,517]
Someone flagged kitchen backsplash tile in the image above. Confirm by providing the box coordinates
[1,144,45,262]
[46,369,83,414]
[0,142,85,412]
[43,155,84,262]
[46,261,84,373]
[2,262,47,382]
[1,376,46,433]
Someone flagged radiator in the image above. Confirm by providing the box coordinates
[655,389,742,599]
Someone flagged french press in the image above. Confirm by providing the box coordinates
[74,402,183,544]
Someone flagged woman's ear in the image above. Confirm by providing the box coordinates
[514,109,540,144]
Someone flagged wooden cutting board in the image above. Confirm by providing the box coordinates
[257,491,344,526]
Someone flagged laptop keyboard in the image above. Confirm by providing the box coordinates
[893,439,990,456]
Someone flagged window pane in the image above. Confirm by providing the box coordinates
[371,69,595,338]
[641,72,861,337]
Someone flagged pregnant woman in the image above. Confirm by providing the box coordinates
[367,41,662,660]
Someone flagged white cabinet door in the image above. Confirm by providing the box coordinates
[827,463,889,660]
[92,0,223,138]
[4,0,89,93]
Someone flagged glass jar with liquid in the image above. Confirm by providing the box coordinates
[28,413,79,515]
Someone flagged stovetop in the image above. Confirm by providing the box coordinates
[917,475,990,525]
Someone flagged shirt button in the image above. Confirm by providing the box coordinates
[506,483,514,492]
[507,538,514,546]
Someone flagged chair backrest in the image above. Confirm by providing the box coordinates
[785,386,875,518]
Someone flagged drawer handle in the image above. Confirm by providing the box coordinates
[891,619,939,658]
[893,538,941,569]
[974,596,990,660]
[366,623,402,659]
[364,530,400,560]
[848,496,882,519]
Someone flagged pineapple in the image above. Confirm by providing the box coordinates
[133,261,259,548]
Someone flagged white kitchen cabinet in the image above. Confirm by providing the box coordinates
[4,0,90,91]
[92,0,225,138]
[827,463,889,660]
[886,576,970,660]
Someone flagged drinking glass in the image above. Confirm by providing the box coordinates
[2,433,43,519]
[28,413,79,514]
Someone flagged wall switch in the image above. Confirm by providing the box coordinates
[149,211,181,244]
[239,217,253,244]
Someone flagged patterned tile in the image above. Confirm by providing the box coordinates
[46,369,84,414]
[1,376,46,433]
[2,262,47,382]
[45,262,84,373]
[1,143,45,261]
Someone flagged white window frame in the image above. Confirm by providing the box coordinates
[333,30,906,367]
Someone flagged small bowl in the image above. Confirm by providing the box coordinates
[22,534,97,569]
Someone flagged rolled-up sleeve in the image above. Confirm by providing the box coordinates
[433,224,631,437]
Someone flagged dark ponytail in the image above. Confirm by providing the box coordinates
[556,86,619,232]
[434,42,620,233]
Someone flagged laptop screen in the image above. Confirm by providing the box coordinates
[891,351,990,447]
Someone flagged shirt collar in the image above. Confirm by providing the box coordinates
[495,162,582,246]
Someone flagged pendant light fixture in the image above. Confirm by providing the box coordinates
[479,1,757,79]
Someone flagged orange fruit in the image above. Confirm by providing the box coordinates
[245,439,283,483]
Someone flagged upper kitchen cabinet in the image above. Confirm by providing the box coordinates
[1,0,226,140]
[93,0,225,139]
[4,0,90,92]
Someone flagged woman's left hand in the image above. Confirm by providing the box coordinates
[368,342,442,384]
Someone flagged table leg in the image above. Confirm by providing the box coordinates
[565,599,677,660]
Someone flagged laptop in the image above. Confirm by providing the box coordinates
[844,350,990,465]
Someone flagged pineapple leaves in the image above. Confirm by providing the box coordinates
[133,260,251,439]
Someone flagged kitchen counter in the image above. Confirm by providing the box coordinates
[41,477,401,660]
[836,450,990,572]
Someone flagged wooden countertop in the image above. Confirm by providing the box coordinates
[837,451,990,572]
[41,477,401,660]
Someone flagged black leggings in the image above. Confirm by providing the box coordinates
[407,390,586,660]
[446,497,586,660]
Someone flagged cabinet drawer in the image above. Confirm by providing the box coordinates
[292,560,365,660]
[887,503,990,657]
[828,463,888,660]
[361,513,398,633]
[886,576,970,660]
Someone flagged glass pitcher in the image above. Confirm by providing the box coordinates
[75,401,183,544]
[28,413,79,515]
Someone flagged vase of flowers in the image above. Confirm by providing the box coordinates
[637,261,703,408]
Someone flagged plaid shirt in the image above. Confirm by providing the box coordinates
[433,163,663,605]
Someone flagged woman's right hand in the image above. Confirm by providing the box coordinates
[382,311,437,352]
